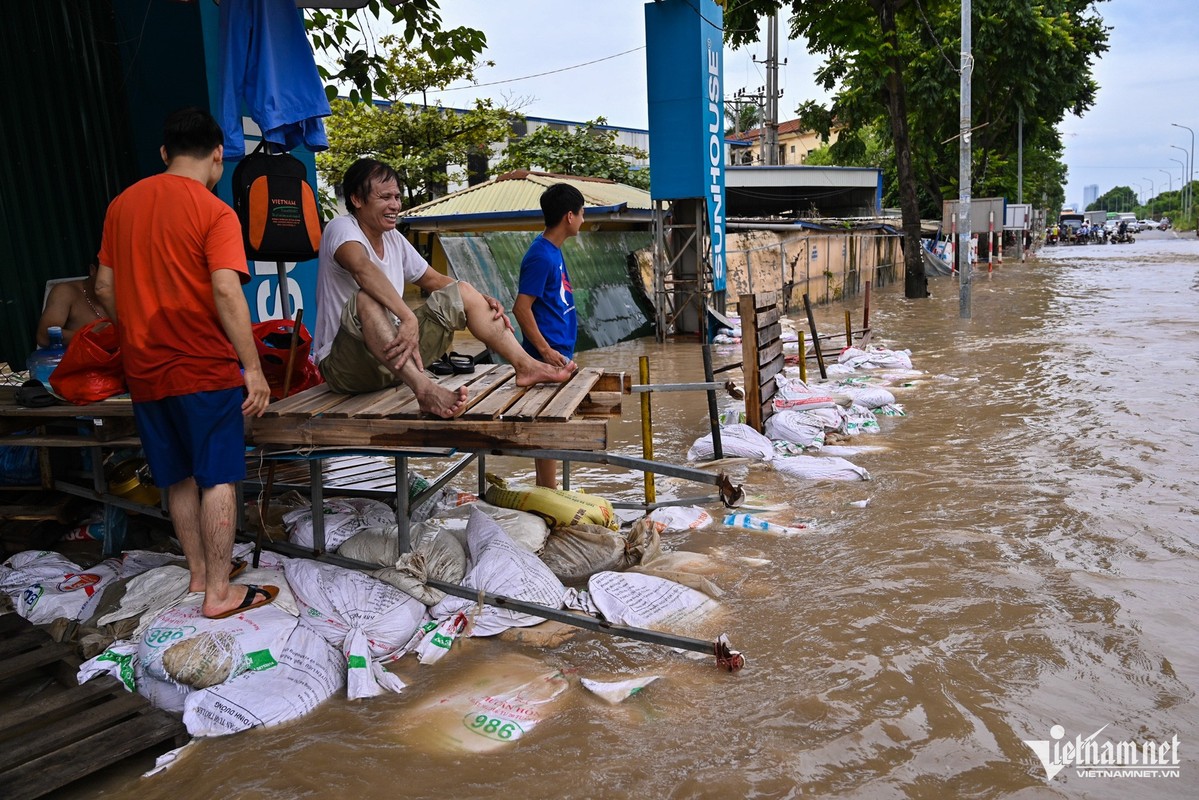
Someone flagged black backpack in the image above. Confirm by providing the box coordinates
[231,141,321,262]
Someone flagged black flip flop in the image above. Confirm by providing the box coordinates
[429,356,455,376]
[447,352,475,374]
[15,379,58,408]
[206,584,280,620]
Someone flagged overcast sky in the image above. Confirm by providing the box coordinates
[412,0,1197,211]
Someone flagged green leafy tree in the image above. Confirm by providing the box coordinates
[495,118,650,190]
[725,0,1109,298]
[305,2,486,104]
[725,101,763,137]
[316,35,517,209]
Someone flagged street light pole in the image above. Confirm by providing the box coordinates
[1143,177,1155,206]
[1134,182,1144,207]
[1169,154,1187,200]
[1171,122,1194,222]
[1160,169,1173,196]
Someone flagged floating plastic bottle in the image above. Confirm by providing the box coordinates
[723,512,811,536]
[27,326,66,384]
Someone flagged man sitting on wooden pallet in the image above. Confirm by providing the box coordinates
[313,158,576,417]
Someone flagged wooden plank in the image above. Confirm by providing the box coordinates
[750,290,779,310]
[0,626,49,659]
[270,387,351,419]
[538,368,603,422]
[760,354,785,386]
[756,307,781,328]
[0,434,141,447]
[460,380,527,420]
[502,385,560,421]
[1,709,186,800]
[384,369,485,418]
[757,339,783,368]
[0,399,133,419]
[0,684,150,770]
[251,415,609,451]
[322,385,415,419]
[0,677,121,737]
[739,294,763,432]
[458,365,516,415]
[261,383,335,417]
[759,321,782,345]
[577,391,623,418]
[592,372,630,393]
[0,640,75,683]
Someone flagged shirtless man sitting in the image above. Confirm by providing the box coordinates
[313,158,576,417]
[36,261,105,346]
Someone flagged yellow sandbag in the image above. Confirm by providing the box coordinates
[484,474,617,530]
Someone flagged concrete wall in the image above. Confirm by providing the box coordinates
[724,228,902,311]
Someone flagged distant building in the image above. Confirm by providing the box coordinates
[727,118,842,166]
[1083,184,1099,209]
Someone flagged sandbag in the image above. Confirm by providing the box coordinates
[284,497,396,551]
[138,595,297,689]
[538,520,661,586]
[427,508,566,637]
[838,345,914,370]
[370,529,468,606]
[771,454,871,482]
[582,571,720,632]
[183,622,345,737]
[687,423,774,462]
[485,474,617,530]
[2,551,122,624]
[764,409,827,449]
[283,559,427,698]
[413,500,551,555]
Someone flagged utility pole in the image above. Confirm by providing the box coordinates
[753,13,785,165]
[958,0,973,319]
[1017,105,1023,204]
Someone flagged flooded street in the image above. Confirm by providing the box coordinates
[78,233,1199,799]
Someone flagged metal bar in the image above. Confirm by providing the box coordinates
[802,293,828,380]
[310,459,325,555]
[639,356,655,504]
[701,343,723,460]
[630,382,725,393]
[396,456,410,554]
[488,448,744,507]
[248,542,743,670]
[51,480,170,520]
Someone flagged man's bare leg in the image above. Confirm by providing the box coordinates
[457,282,576,387]
[168,477,208,593]
[197,482,243,618]
[357,292,467,418]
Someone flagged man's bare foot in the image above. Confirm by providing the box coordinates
[417,383,469,418]
[514,359,577,387]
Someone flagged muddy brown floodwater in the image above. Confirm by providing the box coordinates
[72,231,1199,799]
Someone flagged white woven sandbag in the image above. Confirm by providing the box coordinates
[687,423,775,461]
[837,385,896,409]
[772,455,871,482]
[764,409,827,448]
[645,506,714,534]
[283,559,427,698]
[585,571,720,631]
[284,497,397,551]
[1,551,122,624]
[428,508,566,636]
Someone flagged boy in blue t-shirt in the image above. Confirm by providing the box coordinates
[514,183,586,487]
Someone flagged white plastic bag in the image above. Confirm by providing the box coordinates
[645,506,714,534]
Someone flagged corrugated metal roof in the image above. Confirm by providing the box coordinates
[402,170,652,220]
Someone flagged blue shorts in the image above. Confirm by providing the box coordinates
[132,388,246,489]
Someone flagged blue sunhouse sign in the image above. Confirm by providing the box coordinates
[645,0,726,292]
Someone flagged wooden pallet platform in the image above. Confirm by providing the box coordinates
[250,365,628,451]
[0,613,188,800]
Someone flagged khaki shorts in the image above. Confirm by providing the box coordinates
[318,283,467,394]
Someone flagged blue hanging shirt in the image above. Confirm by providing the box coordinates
[518,235,577,361]
[219,0,331,161]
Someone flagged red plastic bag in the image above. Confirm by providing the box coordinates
[253,319,323,401]
[49,319,127,404]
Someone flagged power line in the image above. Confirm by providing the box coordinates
[426,46,645,93]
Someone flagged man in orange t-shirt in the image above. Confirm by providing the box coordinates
[96,107,276,620]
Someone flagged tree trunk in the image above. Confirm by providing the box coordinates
[877,0,927,299]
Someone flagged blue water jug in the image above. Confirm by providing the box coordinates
[27,326,66,384]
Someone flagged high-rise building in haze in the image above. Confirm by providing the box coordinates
[1083,184,1099,209]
